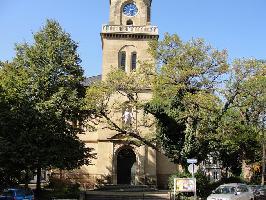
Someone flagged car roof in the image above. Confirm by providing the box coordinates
[5,188,27,191]
[7,188,22,190]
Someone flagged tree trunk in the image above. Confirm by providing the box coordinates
[24,169,30,189]
[60,169,63,180]
[225,167,228,178]
[36,167,42,200]
[262,138,265,185]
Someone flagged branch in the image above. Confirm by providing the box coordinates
[126,130,160,152]
[100,110,161,153]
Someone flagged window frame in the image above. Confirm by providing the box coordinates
[119,51,126,71]
[131,52,137,71]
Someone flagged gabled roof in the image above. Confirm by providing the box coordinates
[82,75,102,86]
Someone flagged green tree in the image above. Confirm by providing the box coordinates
[0,61,32,186]
[216,59,265,178]
[0,20,93,197]
[145,34,264,176]
[145,33,228,165]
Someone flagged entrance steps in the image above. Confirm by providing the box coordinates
[94,184,157,192]
[83,185,170,200]
[84,191,170,200]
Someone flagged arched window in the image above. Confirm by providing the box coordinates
[131,52,137,70]
[119,51,126,71]
[147,6,151,23]
[126,19,133,26]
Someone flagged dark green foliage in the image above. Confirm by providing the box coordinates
[145,94,206,165]
[40,177,80,200]
[47,177,80,194]
[145,34,228,165]
[195,170,211,198]
[146,34,265,179]
[145,98,185,163]
[0,168,20,191]
[0,20,93,192]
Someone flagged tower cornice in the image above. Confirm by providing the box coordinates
[110,0,152,5]
[101,24,159,35]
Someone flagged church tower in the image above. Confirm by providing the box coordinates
[76,0,176,189]
[101,0,158,79]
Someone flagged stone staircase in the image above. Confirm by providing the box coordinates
[94,184,157,192]
[83,185,170,200]
[84,191,170,200]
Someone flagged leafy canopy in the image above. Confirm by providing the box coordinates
[0,20,93,188]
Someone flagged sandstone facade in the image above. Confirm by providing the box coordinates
[76,0,177,189]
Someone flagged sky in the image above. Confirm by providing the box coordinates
[0,0,266,77]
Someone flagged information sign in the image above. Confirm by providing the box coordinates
[174,178,196,192]
[187,158,197,164]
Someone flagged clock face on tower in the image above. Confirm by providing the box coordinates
[123,3,138,17]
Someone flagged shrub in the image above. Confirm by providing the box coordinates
[40,177,80,199]
[195,170,211,198]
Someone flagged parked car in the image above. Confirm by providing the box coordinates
[249,185,266,200]
[207,183,254,200]
[0,188,34,200]
[256,185,266,198]
[249,185,261,199]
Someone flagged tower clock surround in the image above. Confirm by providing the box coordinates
[109,0,153,26]
[123,2,139,17]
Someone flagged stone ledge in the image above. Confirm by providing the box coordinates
[102,25,159,35]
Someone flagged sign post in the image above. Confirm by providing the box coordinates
[188,164,199,178]
[187,159,198,199]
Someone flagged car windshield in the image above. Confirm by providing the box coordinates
[16,190,25,196]
[250,185,261,190]
[25,190,33,195]
[214,186,236,194]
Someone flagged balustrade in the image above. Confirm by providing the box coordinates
[102,25,159,34]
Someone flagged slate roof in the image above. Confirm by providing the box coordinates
[82,75,102,86]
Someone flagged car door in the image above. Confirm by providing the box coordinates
[0,190,14,200]
[14,190,26,200]
[238,185,252,200]
[24,190,34,200]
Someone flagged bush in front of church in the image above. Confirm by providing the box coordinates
[39,177,80,199]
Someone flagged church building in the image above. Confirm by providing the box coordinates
[77,0,177,189]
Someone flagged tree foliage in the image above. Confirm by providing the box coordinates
[145,34,265,173]
[215,59,266,174]
[0,20,93,191]
[145,33,228,165]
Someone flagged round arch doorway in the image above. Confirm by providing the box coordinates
[117,147,136,185]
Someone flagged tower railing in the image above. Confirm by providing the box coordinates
[101,24,159,35]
